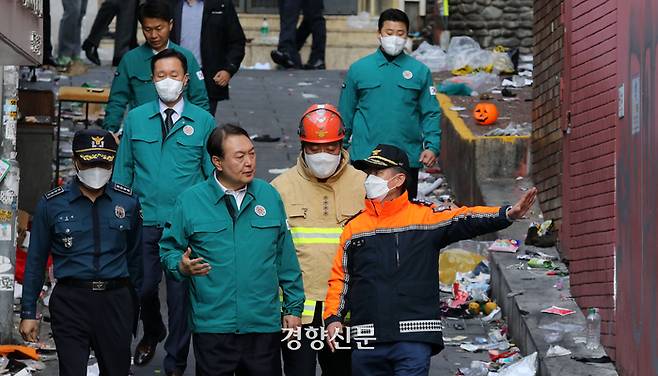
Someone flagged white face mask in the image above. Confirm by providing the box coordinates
[155,77,184,102]
[304,152,341,179]
[364,174,391,201]
[380,35,406,56]
[77,167,112,190]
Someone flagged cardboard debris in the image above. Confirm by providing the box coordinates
[541,306,576,316]
[0,346,38,361]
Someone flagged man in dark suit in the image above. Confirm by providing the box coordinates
[81,0,139,66]
[270,0,326,70]
[170,0,246,116]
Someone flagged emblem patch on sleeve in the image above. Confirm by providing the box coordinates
[429,86,437,96]
[196,70,204,80]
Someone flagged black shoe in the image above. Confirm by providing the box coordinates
[112,56,122,67]
[525,225,538,246]
[42,56,57,67]
[133,329,166,366]
[270,49,295,69]
[82,40,101,66]
[303,60,326,70]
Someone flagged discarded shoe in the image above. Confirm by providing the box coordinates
[525,225,538,245]
[252,134,280,142]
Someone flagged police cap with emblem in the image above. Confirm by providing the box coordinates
[73,129,118,163]
[353,144,410,172]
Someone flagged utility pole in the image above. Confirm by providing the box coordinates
[0,66,20,343]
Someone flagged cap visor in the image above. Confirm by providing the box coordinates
[77,151,116,163]
[353,158,391,172]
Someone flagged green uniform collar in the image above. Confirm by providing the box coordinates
[136,41,181,61]
[374,48,409,68]
[147,99,198,123]
[207,174,256,206]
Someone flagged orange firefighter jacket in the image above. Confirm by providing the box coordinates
[323,191,512,351]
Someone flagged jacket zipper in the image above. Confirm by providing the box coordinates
[395,233,400,269]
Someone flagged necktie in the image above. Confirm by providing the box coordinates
[164,108,175,133]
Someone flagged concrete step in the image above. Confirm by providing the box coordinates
[101,14,378,69]
[244,41,375,69]
[246,32,379,47]
[99,38,376,70]
[245,29,379,44]
[238,13,378,31]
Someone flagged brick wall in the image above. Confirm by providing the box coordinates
[533,0,618,359]
[532,0,563,229]
[562,0,618,358]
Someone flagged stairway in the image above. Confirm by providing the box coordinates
[239,14,379,70]
[100,13,379,70]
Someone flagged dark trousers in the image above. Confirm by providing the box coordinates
[278,0,326,67]
[407,168,420,200]
[351,342,432,376]
[193,332,282,376]
[43,0,53,61]
[282,302,351,376]
[209,99,219,118]
[140,226,191,373]
[50,284,135,376]
[85,0,139,63]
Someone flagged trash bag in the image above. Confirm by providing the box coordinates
[467,49,495,71]
[444,72,500,94]
[483,122,532,137]
[411,42,448,72]
[447,36,481,56]
[438,248,486,286]
[446,36,495,72]
[492,52,515,74]
[438,82,474,96]
[497,352,538,376]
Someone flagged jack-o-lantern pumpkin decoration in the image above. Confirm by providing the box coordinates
[472,102,499,126]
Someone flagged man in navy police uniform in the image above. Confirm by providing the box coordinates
[19,129,143,376]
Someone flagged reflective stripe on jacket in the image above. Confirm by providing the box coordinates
[271,150,365,324]
[323,192,512,351]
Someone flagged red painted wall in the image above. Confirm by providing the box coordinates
[615,0,658,374]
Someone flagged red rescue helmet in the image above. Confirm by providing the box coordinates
[298,104,345,143]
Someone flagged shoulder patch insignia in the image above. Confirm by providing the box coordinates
[343,210,364,227]
[411,198,434,207]
[113,183,133,196]
[44,186,64,200]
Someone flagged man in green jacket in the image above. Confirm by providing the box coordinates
[160,124,304,376]
[103,0,209,133]
[113,49,215,375]
[338,8,441,199]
